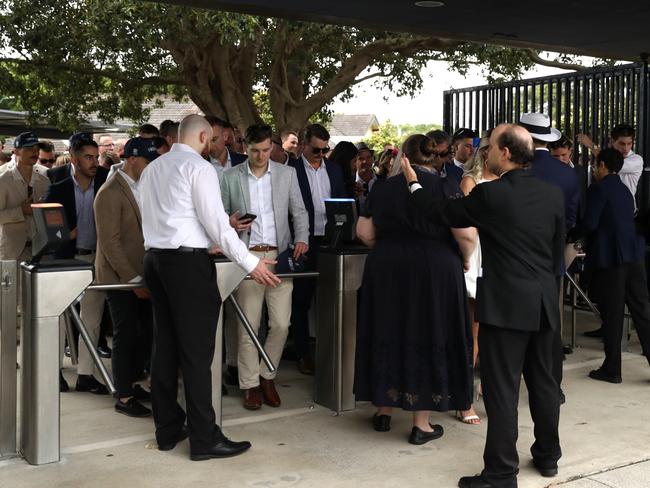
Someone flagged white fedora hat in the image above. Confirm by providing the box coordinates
[519,113,561,142]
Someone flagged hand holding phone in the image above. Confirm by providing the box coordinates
[238,213,257,222]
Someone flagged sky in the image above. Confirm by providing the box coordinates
[330,60,572,126]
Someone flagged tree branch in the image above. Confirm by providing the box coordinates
[523,49,587,72]
[0,57,183,86]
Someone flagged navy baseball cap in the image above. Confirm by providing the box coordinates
[123,137,158,162]
[13,131,40,149]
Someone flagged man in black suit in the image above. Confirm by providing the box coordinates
[569,148,650,383]
[45,135,109,395]
[205,116,246,179]
[403,124,564,488]
[288,123,346,374]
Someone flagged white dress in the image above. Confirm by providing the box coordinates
[464,178,486,299]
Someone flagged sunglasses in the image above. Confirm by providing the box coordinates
[309,145,330,154]
[433,150,451,158]
[39,158,56,165]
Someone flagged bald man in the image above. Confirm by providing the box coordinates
[403,124,565,488]
[138,114,280,460]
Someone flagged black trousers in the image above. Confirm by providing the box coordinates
[289,236,322,359]
[479,317,562,488]
[144,250,222,451]
[552,277,564,393]
[593,261,650,377]
[106,290,153,398]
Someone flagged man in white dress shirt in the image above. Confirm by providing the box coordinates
[577,124,644,199]
[221,124,309,410]
[138,114,279,461]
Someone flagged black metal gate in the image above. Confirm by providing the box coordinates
[443,61,650,204]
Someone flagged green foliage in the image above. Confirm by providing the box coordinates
[0,0,586,132]
[363,120,400,153]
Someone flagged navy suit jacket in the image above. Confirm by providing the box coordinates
[229,150,247,167]
[288,156,346,237]
[569,174,644,270]
[44,176,105,258]
[530,149,579,231]
[444,162,464,184]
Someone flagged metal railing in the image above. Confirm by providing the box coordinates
[443,61,650,208]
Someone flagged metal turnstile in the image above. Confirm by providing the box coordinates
[315,246,368,413]
[0,260,18,459]
[20,261,94,465]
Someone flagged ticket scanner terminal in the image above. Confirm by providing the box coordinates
[21,204,94,465]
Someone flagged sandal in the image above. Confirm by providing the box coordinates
[456,409,481,425]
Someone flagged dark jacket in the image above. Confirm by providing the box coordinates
[229,150,247,167]
[411,169,565,332]
[530,149,579,230]
[44,175,105,258]
[444,162,464,185]
[288,156,347,236]
[569,173,644,270]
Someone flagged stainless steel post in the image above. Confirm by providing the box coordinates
[21,263,93,465]
[0,261,17,458]
[228,295,276,373]
[315,250,367,413]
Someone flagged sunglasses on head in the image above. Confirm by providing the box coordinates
[310,145,330,154]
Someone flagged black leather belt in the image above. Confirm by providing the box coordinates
[76,249,95,255]
[148,247,207,254]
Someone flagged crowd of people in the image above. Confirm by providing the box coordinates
[1,109,649,484]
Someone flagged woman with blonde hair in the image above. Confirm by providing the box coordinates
[457,134,498,424]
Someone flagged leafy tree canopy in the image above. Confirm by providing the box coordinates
[0,0,591,133]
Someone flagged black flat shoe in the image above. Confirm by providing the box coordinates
[458,475,495,488]
[224,365,239,386]
[115,398,152,418]
[75,374,109,395]
[408,424,444,445]
[372,414,391,432]
[589,368,622,384]
[190,437,251,461]
[532,460,558,478]
[158,425,189,451]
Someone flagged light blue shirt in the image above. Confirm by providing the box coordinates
[72,175,96,250]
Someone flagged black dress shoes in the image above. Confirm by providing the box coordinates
[372,414,391,432]
[190,437,252,461]
[532,460,558,477]
[158,425,189,451]
[458,475,495,488]
[97,345,112,359]
[408,424,444,445]
[115,398,152,418]
[75,374,109,395]
[589,368,622,384]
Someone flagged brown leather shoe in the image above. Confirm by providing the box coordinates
[260,377,281,407]
[242,387,262,410]
[297,357,315,376]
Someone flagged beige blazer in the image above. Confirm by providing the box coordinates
[94,172,144,284]
[0,165,50,259]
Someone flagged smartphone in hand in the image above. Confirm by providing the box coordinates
[238,213,257,222]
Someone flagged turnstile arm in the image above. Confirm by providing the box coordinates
[227,295,276,373]
[66,304,117,395]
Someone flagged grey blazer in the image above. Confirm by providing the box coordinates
[220,160,309,253]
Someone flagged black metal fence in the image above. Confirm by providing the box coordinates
[443,61,649,189]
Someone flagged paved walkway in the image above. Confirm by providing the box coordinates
[2,309,650,488]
